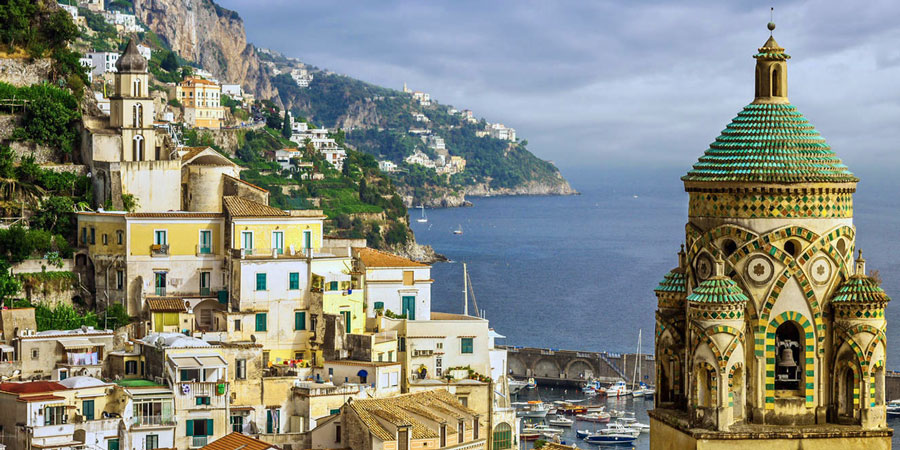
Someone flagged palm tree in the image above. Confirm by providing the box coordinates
[0,177,46,211]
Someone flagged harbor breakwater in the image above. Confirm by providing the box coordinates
[503,345,655,387]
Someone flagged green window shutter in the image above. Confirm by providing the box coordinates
[295,311,306,330]
[289,272,299,290]
[207,418,214,436]
[256,313,267,332]
[186,419,194,436]
[329,281,338,291]
[461,338,473,354]
[374,301,384,311]
[256,273,267,291]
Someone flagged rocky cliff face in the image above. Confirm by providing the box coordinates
[134,0,274,98]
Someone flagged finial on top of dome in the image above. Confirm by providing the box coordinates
[855,249,866,276]
[768,7,775,34]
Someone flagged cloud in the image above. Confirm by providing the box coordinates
[217,0,900,173]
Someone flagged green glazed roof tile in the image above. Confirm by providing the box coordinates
[683,103,857,183]
[832,275,891,303]
[655,269,687,295]
[687,276,749,304]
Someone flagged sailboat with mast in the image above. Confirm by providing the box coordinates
[629,329,655,398]
[416,205,428,223]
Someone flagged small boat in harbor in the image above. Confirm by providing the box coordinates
[584,433,637,445]
[575,412,611,423]
[548,416,574,427]
[888,399,900,417]
[522,424,563,435]
[558,404,588,415]
[606,380,632,397]
[601,423,641,438]
[520,431,540,441]
[453,224,464,235]
[416,205,428,223]
[575,429,591,439]
[522,401,549,418]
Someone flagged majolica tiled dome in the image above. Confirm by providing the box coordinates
[655,269,687,295]
[683,34,857,184]
[682,103,857,183]
[832,276,891,304]
[687,277,748,304]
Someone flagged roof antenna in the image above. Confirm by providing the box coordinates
[768,7,776,36]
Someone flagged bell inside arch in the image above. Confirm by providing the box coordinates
[777,347,797,369]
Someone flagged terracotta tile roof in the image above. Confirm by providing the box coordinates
[127,212,222,219]
[224,175,269,193]
[0,381,67,394]
[200,432,276,450]
[16,394,66,402]
[181,147,210,161]
[224,196,288,217]
[355,248,429,268]
[146,298,188,312]
[349,390,475,441]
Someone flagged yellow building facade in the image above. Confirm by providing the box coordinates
[176,77,225,129]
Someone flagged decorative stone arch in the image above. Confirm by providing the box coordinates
[132,135,144,161]
[764,311,816,409]
[834,359,861,415]
[657,347,683,401]
[564,358,595,379]
[492,422,512,450]
[757,263,824,354]
[507,354,527,377]
[656,314,684,345]
[697,325,743,371]
[532,357,561,378]
[797,226,856,277]
[693,360,718,408]
[834,327,868,375]
[870,360,885,407]
[688,224,758,262]
[855,325,887,371]
[727,362,744,411]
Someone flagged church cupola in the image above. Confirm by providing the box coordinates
[753,22,789,102]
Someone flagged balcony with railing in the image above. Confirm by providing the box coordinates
[231,248,309,260]
[191,435,208,448]
[133,414,176,428]
[175,382,229,409]
[196,244,213,256]
[151,244,169,256]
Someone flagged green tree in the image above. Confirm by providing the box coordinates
[30,196,75,235]
[281,113,292,139]
[161,51,179,72]
[0,262,21,307]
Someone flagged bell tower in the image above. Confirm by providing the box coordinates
[110,39,158,161]
[650,20,892,449]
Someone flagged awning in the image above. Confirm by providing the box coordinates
[357,370,368,377]
[489,330,506,340]
[168,354,227,369]
[59,338,96,350]
[324,272,351,282]
[0,344,13,352]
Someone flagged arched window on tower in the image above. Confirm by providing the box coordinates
[755,66,762,98]
[133,135,144,161]
[133,78,142,97]
[841,366,857,417]
[697,366,715,408]
[136,104,143,128]
[774,321,802,393]
[771,66,781,97]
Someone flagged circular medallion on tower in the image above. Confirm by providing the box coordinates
[695,255,714,281]
[809,256,832,285]
[746,255,774,284]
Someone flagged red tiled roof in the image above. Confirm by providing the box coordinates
[355,248,429,268]
[200,432,276,450]
[16,395,66,402]
[146,298,188,312]
[0,381,67,394]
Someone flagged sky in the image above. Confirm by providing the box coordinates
[216,0,900,176]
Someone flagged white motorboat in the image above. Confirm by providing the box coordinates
[888,400,900,417]
[601,423,641,438]
[453,224,464,235]
[416,205,428,223]
[576,412,611,423]
[522,401,549,418]
[586,405,606,413]
[584,433,637,445]
[548,416,574,427]
[605,380,632,397]
[521,424,563,435]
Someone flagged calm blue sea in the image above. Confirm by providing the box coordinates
[414,167,900,364]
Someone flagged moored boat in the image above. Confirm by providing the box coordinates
[575,429,591,439]
[575,412,611,423]
[548,416,574,427]
[888,400,900,417]
[522,400,549,418]
[606,380,632,397]
[584,433,637,445]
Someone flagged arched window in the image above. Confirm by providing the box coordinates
[698,368,714,407]
[783,239,800,259]
[133,135,144,161]
[731,367,744,419]
[774,322,802,392]
[755,66,761,97]
[132,78,142,97]
[874,364,885,406]
[136,103,143,128]
[842,367,856,416]
[722,239,738,257]
[492,423,512,450]
[771,66,781,97]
